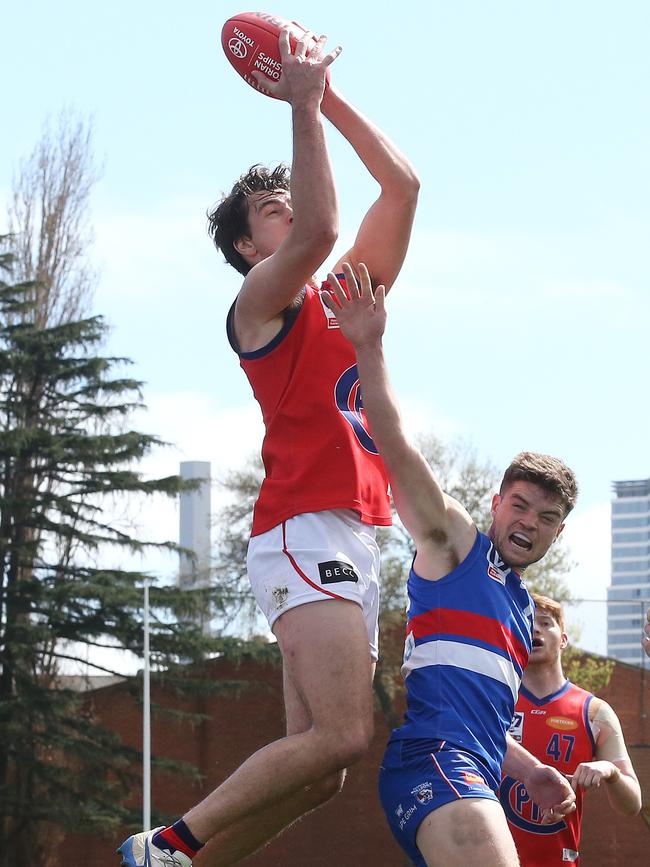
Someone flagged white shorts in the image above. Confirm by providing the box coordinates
[247,509,381,660]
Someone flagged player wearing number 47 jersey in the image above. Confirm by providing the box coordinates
[500,594,641,866]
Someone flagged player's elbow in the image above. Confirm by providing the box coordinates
[611,787,642,817]
[622,793,643,816]
[617,801,642,817]
[402,167,421,201]
[385,165,420,203]
[321,221,339,250]
[304,222,339,259]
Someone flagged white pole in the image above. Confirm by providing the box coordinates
[143,578,151,830]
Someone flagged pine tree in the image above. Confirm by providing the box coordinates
[0,237,253,866]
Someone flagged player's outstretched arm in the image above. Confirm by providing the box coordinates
[323,264,474,564]
[322,87,419,292]
[236,29,341,334]
[572,699,642,816]
[503,734,576,823]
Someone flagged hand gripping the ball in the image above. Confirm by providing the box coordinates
[252,26,341,104]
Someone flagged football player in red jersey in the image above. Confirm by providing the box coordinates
[119,23,419,867]
[501,594,642,865]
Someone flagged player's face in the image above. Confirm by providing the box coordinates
[529,610,567,665]
[237,189,293,265]
[489,481,565,570]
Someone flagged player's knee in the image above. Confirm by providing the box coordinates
[303,769,346,808]
[348,718,374,762]
[325,718,374,768]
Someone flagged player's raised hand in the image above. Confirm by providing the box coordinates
[322,262,387,349]
[522,764,576,824]
[253,26,341,103]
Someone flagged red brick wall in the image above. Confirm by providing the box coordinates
[57,655,649,865]
[58,657,406,866]
[577,659,650,864]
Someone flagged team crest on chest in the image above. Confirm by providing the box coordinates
[318,289,340,329]
[486,542,511,585]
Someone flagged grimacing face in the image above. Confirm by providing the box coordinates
[489,480,565,570]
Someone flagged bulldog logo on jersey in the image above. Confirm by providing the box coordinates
[334,365,379,454]
[411,782,434,804]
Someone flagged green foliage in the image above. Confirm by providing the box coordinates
[522,544,575,602]
[562,647,614,694]
[0,238,260,862]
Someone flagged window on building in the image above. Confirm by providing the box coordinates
[612,500,650,515]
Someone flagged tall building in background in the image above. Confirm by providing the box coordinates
[179,461,212,632]
[608,478,650,666]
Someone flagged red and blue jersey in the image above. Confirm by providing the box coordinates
[392,531,534,784]
[500,681,596,865]
[227,283,391,536]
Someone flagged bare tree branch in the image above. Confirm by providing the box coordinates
[7,109,101,327]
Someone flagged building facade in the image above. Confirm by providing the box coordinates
[608,478,650,666]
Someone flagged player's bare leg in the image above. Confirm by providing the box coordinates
[416,799,520,867]
[194,772,344,866]
[183,599,375,846]
[194,657,373,865]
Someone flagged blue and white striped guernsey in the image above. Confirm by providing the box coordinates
[391,530,534,783]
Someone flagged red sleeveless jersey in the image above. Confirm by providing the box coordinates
[499,681,596,866]
[227,283,391,536]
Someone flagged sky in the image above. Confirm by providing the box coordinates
[2,0,649,661]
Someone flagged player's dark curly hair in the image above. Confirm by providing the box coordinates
[500,452,578,517]
[207,163,291,276]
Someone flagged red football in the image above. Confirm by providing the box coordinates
[221,11,323,99]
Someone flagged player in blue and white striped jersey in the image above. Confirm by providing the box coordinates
[324,263,579,867]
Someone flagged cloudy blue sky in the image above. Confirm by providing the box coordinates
[2,0,649,658]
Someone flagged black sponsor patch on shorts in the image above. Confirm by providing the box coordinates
[318,560,359,584]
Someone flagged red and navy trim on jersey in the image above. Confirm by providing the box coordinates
[500,680,596,865]
[226,283,391,535]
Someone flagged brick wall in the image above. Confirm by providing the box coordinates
[578,658,650,864]
[57,656,406,866]
[57,654,649,865]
